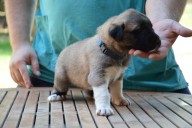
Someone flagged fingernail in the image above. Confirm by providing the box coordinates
[25,82,31,89]
[26,84,30,89]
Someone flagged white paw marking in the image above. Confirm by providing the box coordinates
[47,94,65,102]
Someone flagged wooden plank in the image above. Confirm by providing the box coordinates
[19,90,39,128]
[124,93,161,128]
[3,90,28,128]
[50,101,65,127]
[108,105,130,128]
[180,96,192,106]
[113,105,144,128]
[126,91,188,97]
[130,94,176,128]
[1,88,192,128]
[154,95,192,125]
[72,89,96,128]
[63,90,81,128]
[0,90,17,128]
[142,95,191,127]
[82,90,112,128]
[125,91,176,96]
[0,90,6,103]
[167,96,192,114]
[34,90,50,127]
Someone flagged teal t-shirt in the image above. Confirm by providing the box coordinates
[31,0,188,92]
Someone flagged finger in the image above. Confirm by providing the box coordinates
[133,50,150,58]
[10,63,27,87]
[11,71,26,87]
[18,64,32,88]
[10,67,23,84]
[13,69,24,84]
[31,55,41,76]
[149,47,169,60]
[10,71,19,84]
[128,49,135,54]
[172,21,192,37]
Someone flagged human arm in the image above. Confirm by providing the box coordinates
[5,0,40,88]
[129,0,192,60]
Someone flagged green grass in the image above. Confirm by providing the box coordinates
[0,40,12,56]
[0,34,12,56]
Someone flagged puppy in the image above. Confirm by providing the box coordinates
[48,9,161,116]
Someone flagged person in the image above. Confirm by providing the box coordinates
[5,0,192,94]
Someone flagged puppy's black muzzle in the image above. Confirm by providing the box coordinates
[132,29,161,52]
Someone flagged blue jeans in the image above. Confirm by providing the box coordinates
[173,87,191,94]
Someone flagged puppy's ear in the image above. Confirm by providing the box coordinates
[109,24,125,41]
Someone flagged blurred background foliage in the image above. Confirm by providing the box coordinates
[0,0,191,88]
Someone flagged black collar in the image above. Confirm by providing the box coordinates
[98,39,124,61]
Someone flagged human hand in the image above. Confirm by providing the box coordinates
[129,19,192,60]
[9,44,41,88]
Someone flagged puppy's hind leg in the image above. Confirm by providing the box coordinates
[48,70,69,102]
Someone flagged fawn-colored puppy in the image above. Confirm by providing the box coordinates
[48,9,161,116]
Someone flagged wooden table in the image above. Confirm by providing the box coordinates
[0,88,192,128]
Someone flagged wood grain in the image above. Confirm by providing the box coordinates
[0,88,192,128]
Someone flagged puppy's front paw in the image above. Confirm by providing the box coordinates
[112,96,131,106]
[96,107,114,116]
[47,94,66,102]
